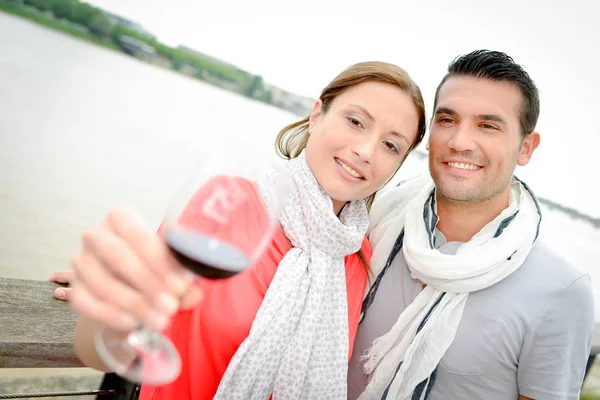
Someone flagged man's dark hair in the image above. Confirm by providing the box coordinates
[433,50,540,136]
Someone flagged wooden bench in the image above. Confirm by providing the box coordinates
[0,277,138,399]
[1,277,599,397]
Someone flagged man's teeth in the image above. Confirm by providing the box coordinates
[337,160,363,178]
[448,162,481,171]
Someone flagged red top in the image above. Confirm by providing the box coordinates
[140,176,371,400]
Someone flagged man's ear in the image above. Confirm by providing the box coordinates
[308,99,323,134]
[517,131,541,166]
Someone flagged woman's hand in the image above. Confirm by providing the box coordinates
[69,208,203,332]
[49,270,74,301]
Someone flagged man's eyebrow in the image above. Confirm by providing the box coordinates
[435,108,507,126]
[434,107,458,117]
[476,114,507,125]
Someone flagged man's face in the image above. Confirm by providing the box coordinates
[428,76,540,206]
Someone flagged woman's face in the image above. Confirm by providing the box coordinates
[305,81,420,212]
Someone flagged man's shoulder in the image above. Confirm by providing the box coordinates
[524,240,590,288]
[369,175,430,233]
[369,184,408,225]
[470,239,593,326]
[506,239,594,323]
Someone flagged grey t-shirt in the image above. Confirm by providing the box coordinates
[348,233,595,400]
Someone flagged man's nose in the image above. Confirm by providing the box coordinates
[447,124,477,152]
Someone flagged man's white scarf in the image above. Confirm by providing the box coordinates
[214,151,369,399]
[358,174,541,400]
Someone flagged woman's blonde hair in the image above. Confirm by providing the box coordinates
[275,61,427,210]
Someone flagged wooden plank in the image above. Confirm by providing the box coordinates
[0,277,598,371]
[0,277,84,368]
[0,374,104,400]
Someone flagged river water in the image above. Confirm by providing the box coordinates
[0,12,598,322]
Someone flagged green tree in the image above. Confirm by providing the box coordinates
[262,89,273,104]
[111,25,154,45]
[74,3,100,27]
[52,0,77,20]
[244,75,264,97]
[87,12,112,36]
[23,0,54,11]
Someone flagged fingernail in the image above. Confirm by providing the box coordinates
[182,270,196,281]
[180,287,204,309]
[166,274,187,294]
[155,292,178,315]
[120,313,139,329]
[145,310,169,331]
[55,288,65,299]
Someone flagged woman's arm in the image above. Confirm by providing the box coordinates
[74,316,116,372]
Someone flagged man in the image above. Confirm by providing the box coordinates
[347,50,595,399]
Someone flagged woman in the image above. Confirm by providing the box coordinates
[59,61,427,399]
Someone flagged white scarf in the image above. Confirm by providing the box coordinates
[358,174,541,400]
[214,151,369,400]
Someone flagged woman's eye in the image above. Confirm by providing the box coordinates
[384,141,400,154]
[347,116,363,128]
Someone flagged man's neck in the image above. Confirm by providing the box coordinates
[436,190,510,243]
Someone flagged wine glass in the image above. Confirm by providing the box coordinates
[94,146,291,385]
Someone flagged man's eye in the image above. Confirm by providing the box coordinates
[482,123,499,130]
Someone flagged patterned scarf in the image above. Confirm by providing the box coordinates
[358,174,541,400]
[214,151,369,399]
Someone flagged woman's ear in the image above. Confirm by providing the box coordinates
[308,99,323,134]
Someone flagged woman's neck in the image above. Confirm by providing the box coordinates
[333,199,347,216]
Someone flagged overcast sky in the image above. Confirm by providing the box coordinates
[86,0,600,217]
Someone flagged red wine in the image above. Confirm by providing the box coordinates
[165,228,252,279]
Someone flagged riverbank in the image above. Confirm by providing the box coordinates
[0,0,313,116]
[0,2,118,51]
